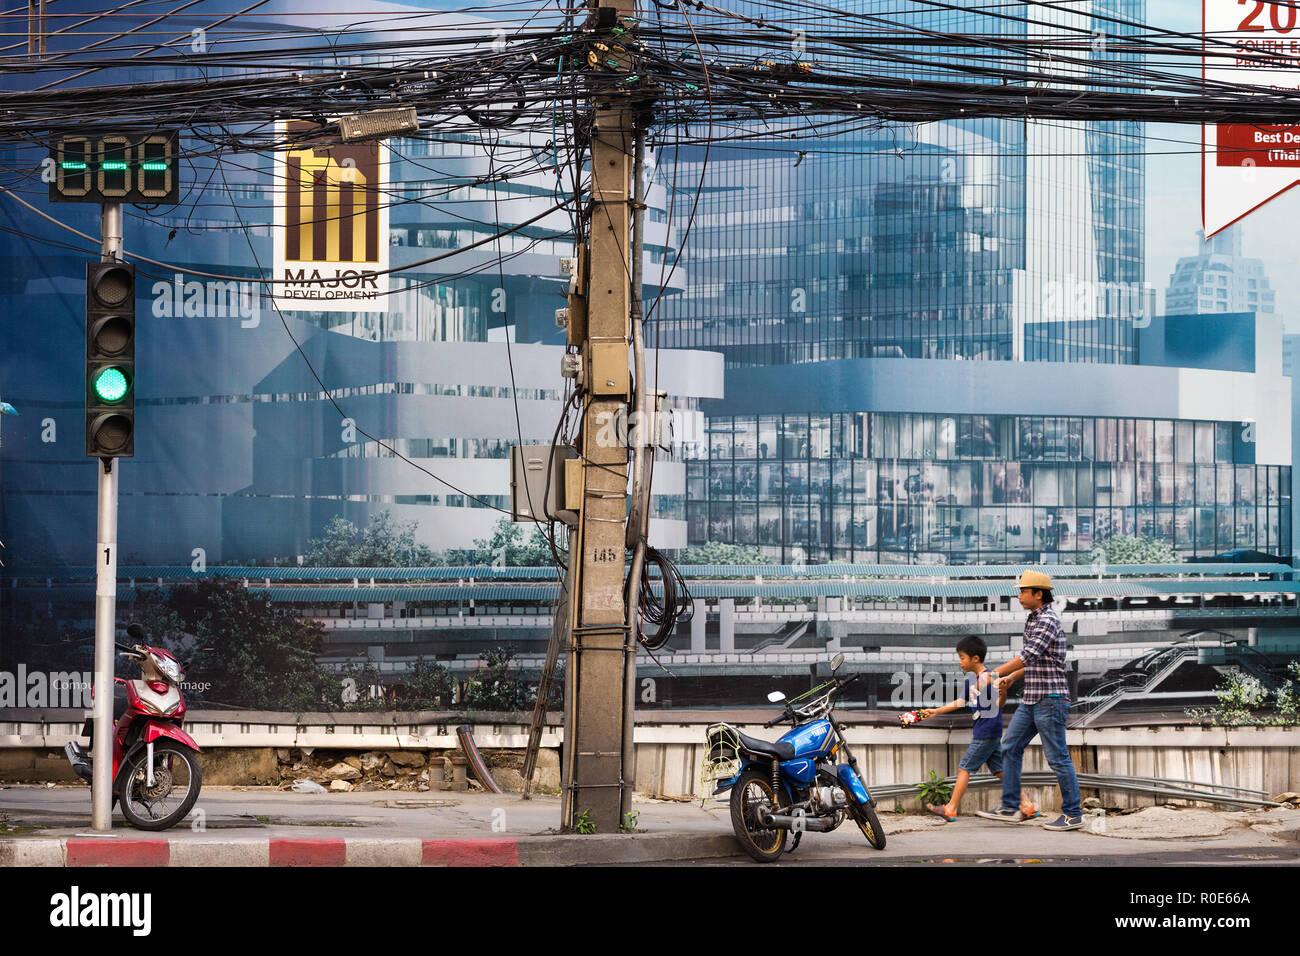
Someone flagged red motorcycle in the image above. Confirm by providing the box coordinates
[64,623,202,830]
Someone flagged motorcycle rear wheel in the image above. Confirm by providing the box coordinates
[729,769,788,863]
[849,800,887,850]
[118,741,202,832]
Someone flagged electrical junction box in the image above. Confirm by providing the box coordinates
[588,341,630,397]
[510,444,578,524]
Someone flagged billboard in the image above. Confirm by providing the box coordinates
[272,120,389,311]
[1203,0,1300,236]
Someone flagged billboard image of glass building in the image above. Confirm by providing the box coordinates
[0,0,1291,575]
[654,0,1292,564]
[0,2,721,568]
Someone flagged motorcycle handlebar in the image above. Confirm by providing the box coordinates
[763,712,789,728]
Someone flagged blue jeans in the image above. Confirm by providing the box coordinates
[999,695,1082,817]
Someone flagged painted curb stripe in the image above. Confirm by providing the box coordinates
[269,838,347,867]
[421,838,518,866]
[343,839,423,867]
[66,838,169,867]
[168,840,270,867]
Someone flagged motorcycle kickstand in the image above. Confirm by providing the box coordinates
[789,831,802,853]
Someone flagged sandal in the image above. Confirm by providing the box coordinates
[926,803,956,822]
[1019,802,1041,820]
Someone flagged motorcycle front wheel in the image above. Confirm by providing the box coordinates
[848,800,887,850]
[729,769,788,863]
[118,741,202,831]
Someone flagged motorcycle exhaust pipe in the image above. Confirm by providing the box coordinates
[64,742,93,783]
[758,809,838,832]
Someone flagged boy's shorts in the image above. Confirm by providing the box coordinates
[959,736,1003,774]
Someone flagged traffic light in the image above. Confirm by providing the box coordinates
[85,261,135,458]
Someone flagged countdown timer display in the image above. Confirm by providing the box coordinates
[49,130,180,204]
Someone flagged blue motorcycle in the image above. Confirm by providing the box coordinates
[706,654,885,862]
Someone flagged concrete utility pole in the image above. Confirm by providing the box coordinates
[91,202,123,830]
[561,0,637,833]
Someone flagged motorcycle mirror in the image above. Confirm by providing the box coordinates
[830,652,845,672]
[126,622,146,641]
[767,691,786,703]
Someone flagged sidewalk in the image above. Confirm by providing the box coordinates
[1,785,1296,866]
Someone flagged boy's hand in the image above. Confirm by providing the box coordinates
[919,708,935,719]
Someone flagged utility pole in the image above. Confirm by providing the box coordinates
[91,202,122,831]
[561,0,637,833]
[26,0,46,57]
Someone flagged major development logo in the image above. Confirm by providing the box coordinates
[272,120,389,311]
[1203,0,1300,235]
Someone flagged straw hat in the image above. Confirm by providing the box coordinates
[1017,569,1053,591]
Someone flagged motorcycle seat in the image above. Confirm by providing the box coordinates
[736,730,796,761]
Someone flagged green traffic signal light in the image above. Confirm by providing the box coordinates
[93,366,129,403]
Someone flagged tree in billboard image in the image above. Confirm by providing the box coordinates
[303,510,441,567]
[473,517,554,567]
[338,657,457,712]
[135,580,337,712]
[1187,662,1300,727]
[1075,534,1178,566]
[339,647,560,713]
[677,541,768,566]
[459,647,534,712]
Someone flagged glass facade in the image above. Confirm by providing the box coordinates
[658,1,1292,563]
[657,0,1146,368]
[688,413,1291,564]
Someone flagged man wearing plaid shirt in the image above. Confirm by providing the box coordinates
[975,570,1084,831]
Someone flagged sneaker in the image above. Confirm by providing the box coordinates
[1042,814,1085,831]
[975,807,1030,823]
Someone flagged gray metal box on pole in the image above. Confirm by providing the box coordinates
[510,444,577,523]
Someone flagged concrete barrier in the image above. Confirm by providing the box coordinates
[631,724,1300,812]
[3,713,1295,811]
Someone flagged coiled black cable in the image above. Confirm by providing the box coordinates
[637,545,693,651]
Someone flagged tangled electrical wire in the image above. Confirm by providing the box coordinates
[637,546,693,651]
[7,0,1300,149]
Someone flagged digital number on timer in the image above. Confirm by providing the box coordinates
[50,132,180,204]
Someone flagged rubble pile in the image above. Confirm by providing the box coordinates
[272,747,562,793]
[274,748,442,793]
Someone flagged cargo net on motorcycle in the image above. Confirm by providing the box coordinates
[698,723,743,806]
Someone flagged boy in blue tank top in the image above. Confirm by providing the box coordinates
[920,635,1038,822]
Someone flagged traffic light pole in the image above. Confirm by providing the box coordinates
[90,201,122,831]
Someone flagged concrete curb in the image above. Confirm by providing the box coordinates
[0,832,739,867]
